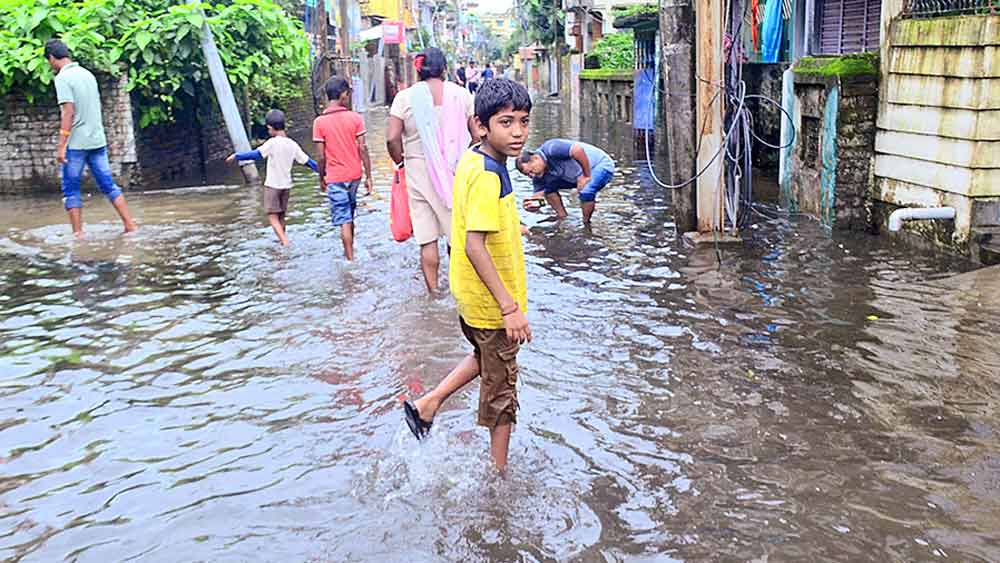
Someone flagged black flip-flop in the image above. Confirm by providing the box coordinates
[403,400,433,441]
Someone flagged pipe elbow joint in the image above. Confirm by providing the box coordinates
[888,206,956,232]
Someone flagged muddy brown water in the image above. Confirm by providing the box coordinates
[2,104,999,562]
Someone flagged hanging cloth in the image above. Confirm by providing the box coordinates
[409,81,470,208]
[761,0,784,63]
[751,0,760,53]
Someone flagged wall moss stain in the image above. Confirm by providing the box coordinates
[893,15,1000,48]
[579,69,634,82]
[793,53,879,78]
[889,46,998,78]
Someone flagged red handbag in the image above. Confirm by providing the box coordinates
[390,168,413,242]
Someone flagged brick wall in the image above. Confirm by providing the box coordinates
[2,73,314,192]
[281,81,316,140]
[0,72,137,194]
[132,101,232,187]
[834,78,879,231]
[787,71,878,231]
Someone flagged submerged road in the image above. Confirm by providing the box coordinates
[1,104,998,562]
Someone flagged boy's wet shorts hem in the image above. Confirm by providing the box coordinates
[459,317,520,429]
[263,186,290,214]
[327,179,361,226]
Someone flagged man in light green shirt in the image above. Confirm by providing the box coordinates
[46,39,137,239]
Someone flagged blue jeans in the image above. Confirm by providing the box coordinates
[578,160,615,203]
[61,146,122,210]
[327,179,361,226]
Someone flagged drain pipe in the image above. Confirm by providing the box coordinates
[888,206,956,232]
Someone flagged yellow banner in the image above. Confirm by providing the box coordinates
[360,0,415,25]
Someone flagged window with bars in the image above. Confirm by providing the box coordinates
[635,31,657,69]
[818,0,882,55]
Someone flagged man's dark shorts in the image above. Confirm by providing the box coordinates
[460,317,520,428]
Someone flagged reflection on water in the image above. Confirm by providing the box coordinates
[2,105,999,562]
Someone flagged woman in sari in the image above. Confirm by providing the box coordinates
[387,48,477,293]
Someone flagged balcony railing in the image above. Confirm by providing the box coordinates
[902,0,998,18]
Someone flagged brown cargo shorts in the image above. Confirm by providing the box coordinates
[263,186,290,214]
[460,317,520,428]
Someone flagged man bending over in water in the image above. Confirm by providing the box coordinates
[516,139,615,225]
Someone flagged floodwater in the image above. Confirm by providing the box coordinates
[2,104,999,562]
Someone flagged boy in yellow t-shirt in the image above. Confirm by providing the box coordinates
[403,79,533,473]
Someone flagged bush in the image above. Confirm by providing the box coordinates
[591,31,634,70]
[0,0,309,127]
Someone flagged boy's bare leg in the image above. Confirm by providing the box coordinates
[268,213,290,246]
[490,423,513,474]
[110,195,138,233]
[581,201,596,224]
[412,353,479,422]
[68,208,84,239]
[545,192,568,219]
[419,242,440,292]
[340,223,354,260]
[279,212,287,230]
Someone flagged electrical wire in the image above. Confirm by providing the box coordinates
[642,0,798,234]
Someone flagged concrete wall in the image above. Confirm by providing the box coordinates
[580,73,635,126]
[873,15,1000,254]
[0,73,137,193]
[784,71,879,230]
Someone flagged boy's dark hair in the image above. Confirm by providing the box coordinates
[516,151,536,167]
[324,77,351,102]
[417,47,447,81]
[44,39,70,60]
[474,79,532,128]
[265,109,286,131]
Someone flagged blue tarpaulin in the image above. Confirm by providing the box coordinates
[761,0,784,63]
[633,68,655,131]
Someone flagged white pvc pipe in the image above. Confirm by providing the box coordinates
[888,206,956,232]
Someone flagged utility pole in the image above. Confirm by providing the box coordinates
[660,0,697,233]
[338,0,351,79]
[316,0,331,97]
[695,0,724,234]
[187,0,258,184]
[551,4,561,96]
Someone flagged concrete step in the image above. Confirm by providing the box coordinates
[971,226,1000,265]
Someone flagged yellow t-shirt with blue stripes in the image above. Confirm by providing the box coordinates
[450,147,528,330]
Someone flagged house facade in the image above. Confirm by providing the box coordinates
[775,0,999,262]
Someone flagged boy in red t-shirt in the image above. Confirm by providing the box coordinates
[312,77,373,260]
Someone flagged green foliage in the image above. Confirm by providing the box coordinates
[591,31,634,70]
[502,31,523,59]
[611,4,658,18]
[0,0,309,127]
[520,0,563,46]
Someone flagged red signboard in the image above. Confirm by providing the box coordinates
[383,21,404,44]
